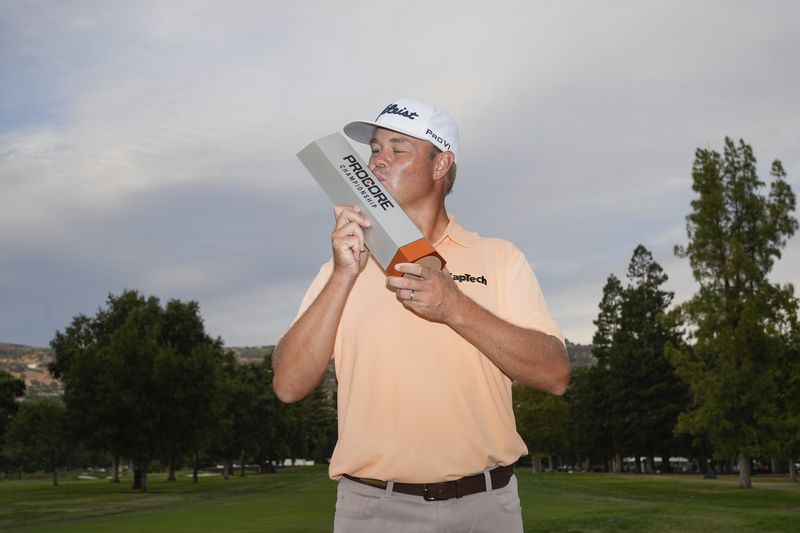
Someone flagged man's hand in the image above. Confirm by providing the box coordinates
[332,205,371,279]
[386,263,464,323]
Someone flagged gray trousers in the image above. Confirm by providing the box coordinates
[333,473,524,533]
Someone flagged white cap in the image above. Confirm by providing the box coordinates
[344,98,461,162]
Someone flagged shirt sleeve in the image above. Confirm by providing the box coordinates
[290,260,334,324]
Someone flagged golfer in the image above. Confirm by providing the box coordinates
[274,98,570,532]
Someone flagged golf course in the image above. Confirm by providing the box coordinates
[2,466,799,532]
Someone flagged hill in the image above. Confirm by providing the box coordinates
[0,342,60,397]
[0,342,278,398]
[566,340,596,368]
[227,345,275,363]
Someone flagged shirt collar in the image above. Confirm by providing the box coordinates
[432,213,477,248]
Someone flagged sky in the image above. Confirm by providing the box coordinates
[1,0,799,348]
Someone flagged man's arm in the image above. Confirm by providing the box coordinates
[387,263,570,395]
[446,297,569,395]
[272,270,354,402]
[272,206,370,403]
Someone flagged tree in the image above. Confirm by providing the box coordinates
[50,290,224,491]
[298,383,337,463]
[593,275,624,363]
[606,246,688,473]
[252,351,292,472]
[0,371,26,474]
[575,249,689,473]
[771,294,800,481]
[237,352,336,472]
[210,352,263,479]
[514,383,569,472]
[3,398,70,485]
[99,293,164,491]
[568,276,624,472]
[155,299,224,483]
[672,138,798,488]
[567,366,612,472]
[49,297,137,484]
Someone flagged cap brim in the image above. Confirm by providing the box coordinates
[344,120,431,146]
[343,121,378,144]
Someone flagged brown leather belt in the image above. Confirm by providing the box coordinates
[343,464,514,501]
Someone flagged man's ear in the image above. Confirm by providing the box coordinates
[432,151,455,182]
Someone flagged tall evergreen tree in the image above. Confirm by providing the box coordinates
[572,275,624,471]
[593,275,624,363]
[578,249,687,472]
[672,138,798,488]
[606,246,688,472]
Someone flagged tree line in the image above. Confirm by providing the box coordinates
[1,137,797,491]
[0,291,336,490]
[515,138,799,489]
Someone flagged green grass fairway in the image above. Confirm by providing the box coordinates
[2,466,799,532]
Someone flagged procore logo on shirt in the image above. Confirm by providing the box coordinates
[451,273,488,286]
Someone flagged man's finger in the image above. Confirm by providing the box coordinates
[386,275,414,291]
[333,220,366,239]
[333,204,359,217]
[334,205,371,231]
[335,235,366,261]
[394,262,425,279]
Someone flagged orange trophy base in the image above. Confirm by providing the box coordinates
[387,238,446,277]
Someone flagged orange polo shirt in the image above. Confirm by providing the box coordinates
[293,215,564,483]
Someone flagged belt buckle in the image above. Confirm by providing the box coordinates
[422,484,437,501]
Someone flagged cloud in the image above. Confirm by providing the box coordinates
[1,1,799,346]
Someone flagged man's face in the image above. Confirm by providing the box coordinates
[368,128,438,208]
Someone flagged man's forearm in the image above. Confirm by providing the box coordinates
[447,294,570,395]
[273,271,355,402]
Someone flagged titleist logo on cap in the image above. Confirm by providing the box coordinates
[377,103,419,121]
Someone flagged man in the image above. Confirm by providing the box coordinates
[274,98,569,532]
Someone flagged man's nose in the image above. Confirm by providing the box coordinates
[369,149,389,171]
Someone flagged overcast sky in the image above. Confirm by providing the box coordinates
[2,1,799,348]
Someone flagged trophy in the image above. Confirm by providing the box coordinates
[297,132,445,276]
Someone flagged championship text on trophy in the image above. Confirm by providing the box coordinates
[297,132,445,277]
